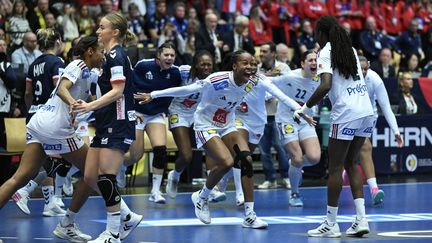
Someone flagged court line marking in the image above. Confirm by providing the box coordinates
[378,230,432,238]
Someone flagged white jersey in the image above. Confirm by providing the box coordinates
[364,69,399,134]
[236,72,301,128]
[270,68,320,124]
[317,42,373,123]
[27,59,94,138]
[168,65,201,115]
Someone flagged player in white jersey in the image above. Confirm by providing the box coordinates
[269,50,321,207]
[136,50,314,228]
[356,56,404,205]
[297,16,374,238]
[0,37,107,242]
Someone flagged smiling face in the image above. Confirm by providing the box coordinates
[158,47,176,70]
[96,17,118,46]
[233,52,254,85]
[196,54,213,79]
[301,52,317,77]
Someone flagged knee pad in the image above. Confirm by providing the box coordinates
[43,157,64,177]
[233,144,253,178]
[152,146,167,169]
[97,174,121,207]
[56,159,72,177]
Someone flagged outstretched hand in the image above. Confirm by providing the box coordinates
[293,109,317,126]
[72,99,92,114]
[395,133,404,148]
[134,92,152,104]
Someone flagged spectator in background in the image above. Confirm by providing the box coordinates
[169,2,188,39]
[11,32,42,75]
[381,0,403,36]
[341,21,351,35]
[127,3,148,45]
[360,16,390,63]
[370,48,396,79]
[248,5,272,46]
[26,0,55,33]
[394,72,422,115]
[77,5,95,37]
[99,0,113,15]
[399,53,422,79]
[195,12,223,66]
[183,18,200,59]
[56,3,79,42]
[298,19,319,54]
[122,0,146,16]
[7,0,31,52]
[303,0,328,27]
[158,22,186,63]
[260,0,293,45]
[187,7,198,21]
[147,0,169,45]
[395,18,424,60]
[276,43,295,68]
[45,12,64,39]
[221,15,255,60]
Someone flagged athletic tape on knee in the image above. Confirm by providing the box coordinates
[56,159,72,177]
[233,144,253,178]
[97,174,121,207]
[43,157,64,177]
[152,146,167,169]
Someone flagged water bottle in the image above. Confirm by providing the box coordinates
[320,107,330,147]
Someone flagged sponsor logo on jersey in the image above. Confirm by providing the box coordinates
[212,108,228,125]
[219,96,226,101]
[207,129,217,134]
[284,124,294,134]
[213,80,229,90]
[170,114,179,124]
[238,102,248,113]
[146,71,153,80]
[235,119,243,127]
[364,127,373,133]
[346,84,367,96]
[128,110,136,121]
[342,128,357,135]
[82,68,90,79]
[43,144,62,150]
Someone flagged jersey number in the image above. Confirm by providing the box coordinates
[188,93,200,100]
[295,89,307,99]
[34,80,42,101]
[224,101,237,110]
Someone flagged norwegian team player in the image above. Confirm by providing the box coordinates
[13,28,68,217]
[357,56,403,205]
[297,16,374,238]
[72,13,142,243]
[136,50,313,228]
[269,50,321,207]
[125,42,182,204]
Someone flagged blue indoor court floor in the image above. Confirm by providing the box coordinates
[0,182,431,243]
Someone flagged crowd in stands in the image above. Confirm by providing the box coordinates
[0,0,431,134]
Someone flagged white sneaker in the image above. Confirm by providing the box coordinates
[307,220,341,238]
[88,230,120,243]
[120,212,143,240]
[346,217,370,237]
[282,178,291,189]
[53,195,65,208]
[242,212,268,229]
[53,222,92,242]
[63,175,74,197]
[12,188,30,215]
[165,170,178,199]
[149,191,166,204]
[257,181,277,189]
[191,191,211,224]
[236,192,245,206]
[117,165,127,189]
[43,202,66,217]
[208,188,226,203]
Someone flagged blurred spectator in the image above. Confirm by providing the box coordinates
[183,18,200,58]
[0,0,13,17]
[298,19,318,54]
[248,5,272,46]
[11,32,42,75]
[45,12,64,39]
[394,72,422,115]
[158,22,185,56]
[56,3,79,42]
[127,3,148,45]
[259,41,290,74]
[260,0,293,45]
[7,0,31,52]
[399,53,422,78]
[169,2,188,39]
[77,5,95,37]
[187,7,197,21]
[370,48,396,79]
[195,12,222,65]
[303,0,328,27]
[394,18,424,59]
[26,0,57,33]
[75,0,102,17]
[100,0,113,15]
[422,30,432,67]
[416,0,431,34]
[360,16,390,62]
[342,21,351,35]
[381,0,403,36]
[221,15,255,60]
[276,42,292,67]
[122,0,146,16]
[421,62,432,78]
[147,0,169,44]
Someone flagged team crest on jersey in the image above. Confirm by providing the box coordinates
[170,114,179,124]
[313,75,319,82]
[284,124,294,134]
[146,71,153,80]
[109,50,117,59]
[245,82,254,93]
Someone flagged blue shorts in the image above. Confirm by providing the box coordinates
[90,136,133,153]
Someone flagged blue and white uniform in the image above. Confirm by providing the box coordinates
[168,65,201,129]
[364,69,399,134]
[235,73,302,144]
[270,68,320,144]
[133,58,182,129]
[26,59,92,155]
[318,42,374,140]
[26,54,64,122]
[91,45,136,152]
